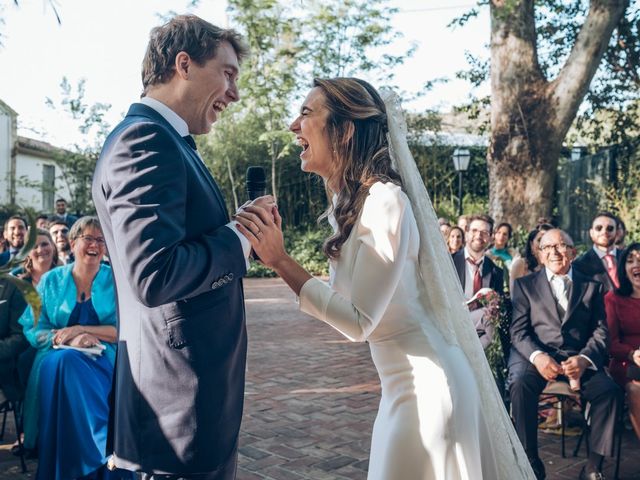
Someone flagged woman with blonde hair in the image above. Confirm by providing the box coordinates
[11,228,59,285]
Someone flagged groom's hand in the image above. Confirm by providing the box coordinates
[238,195,276,217]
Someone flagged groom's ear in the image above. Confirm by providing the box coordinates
[175,51,191,80]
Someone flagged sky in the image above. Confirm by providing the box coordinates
[0,0,489,148]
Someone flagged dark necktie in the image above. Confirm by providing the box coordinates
[183,135,197,151]
[466,257,482,294]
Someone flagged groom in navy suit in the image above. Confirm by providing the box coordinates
[93,15,263,479]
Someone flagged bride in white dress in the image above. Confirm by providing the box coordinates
[235,77,535,480]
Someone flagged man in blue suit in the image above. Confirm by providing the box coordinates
[0,216,26,267]
[93,15,262,479]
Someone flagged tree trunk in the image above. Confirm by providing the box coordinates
[488,0,628,228]
[271,144,278,202]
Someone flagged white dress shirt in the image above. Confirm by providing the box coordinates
[139,97,251,264]
[463,247,484,299]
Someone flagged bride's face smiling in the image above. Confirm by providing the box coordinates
[290,88,334,179]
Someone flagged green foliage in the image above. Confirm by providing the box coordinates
[300,0,414,84]
[45,77,112,215]
[595,146,640,242]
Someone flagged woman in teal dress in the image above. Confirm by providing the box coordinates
[20,216,131,480]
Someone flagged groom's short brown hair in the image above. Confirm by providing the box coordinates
[141,14,248,94]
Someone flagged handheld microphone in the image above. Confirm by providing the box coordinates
[245,166,266,201]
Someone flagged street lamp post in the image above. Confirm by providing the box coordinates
[452,148,471,217]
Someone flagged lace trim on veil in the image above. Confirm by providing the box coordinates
[380,89,535,480]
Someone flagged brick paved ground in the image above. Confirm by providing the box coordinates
[0,278,637,479]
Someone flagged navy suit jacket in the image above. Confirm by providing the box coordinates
[0,251,9,267]
[92,103,247,474]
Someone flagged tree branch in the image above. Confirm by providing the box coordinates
[549,0,628,136]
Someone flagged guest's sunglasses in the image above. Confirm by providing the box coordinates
[594,225,615,232]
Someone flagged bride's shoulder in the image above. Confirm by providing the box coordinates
[361,181,409,227]
[366,181,408,207]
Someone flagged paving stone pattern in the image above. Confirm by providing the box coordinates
[0,278,637,479]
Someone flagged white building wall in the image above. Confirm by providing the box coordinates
[14,152,71,212]
[0,110,13,204]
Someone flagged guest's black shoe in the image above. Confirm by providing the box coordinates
[579,466,605,480]
[528,456,546,480]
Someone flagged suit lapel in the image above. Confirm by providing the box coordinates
[184,147,229,220]
[532,270,562,325]
[563,272,587,324]
[454,252,466,287]
[482,258,492,288]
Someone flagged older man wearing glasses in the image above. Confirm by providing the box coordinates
[573,211,622,292]
[508,228,621,480]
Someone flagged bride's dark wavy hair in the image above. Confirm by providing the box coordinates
[313,78,402,259]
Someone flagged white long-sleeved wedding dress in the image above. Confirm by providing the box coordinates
[300,182,503,479]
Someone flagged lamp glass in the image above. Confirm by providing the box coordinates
[452,148,471,172]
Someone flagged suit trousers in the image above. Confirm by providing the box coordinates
[508,359,622,458]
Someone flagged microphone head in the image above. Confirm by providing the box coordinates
[246,166,266,185]
[246,166,267,200]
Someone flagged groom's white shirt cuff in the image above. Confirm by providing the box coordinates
[140,96,251,269]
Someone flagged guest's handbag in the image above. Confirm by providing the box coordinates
[627,362,640,381]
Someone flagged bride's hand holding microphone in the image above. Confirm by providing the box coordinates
[235,204,312,295]
[234,204,287,269]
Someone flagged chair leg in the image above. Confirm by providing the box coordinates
[12,402,26,473]
[0,405,7,440]
[613,405,624,480]
[560,399,566,458]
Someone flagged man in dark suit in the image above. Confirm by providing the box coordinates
[452,214,504,349]
[0,278,28,398]
[508,228,621,480]
[52,198,78,228]
[0,216,26,267]
[573,211,621,292]
[93,15,266,479]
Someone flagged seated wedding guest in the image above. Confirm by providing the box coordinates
[509,223,553,290]
[19,216,132,480]
[605,242,640,439]
[0,216,27,266]
[35,215,50,230]
[49,219,74,265]
[573,211,620,292]
[615,216,626,251]
[0,277,28,400]
[489,222,516,269]
[438,217,451,239]
[509,228,621,480]
[447,226,465,254]
[11,229,59,285]
[452,214,504,349]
